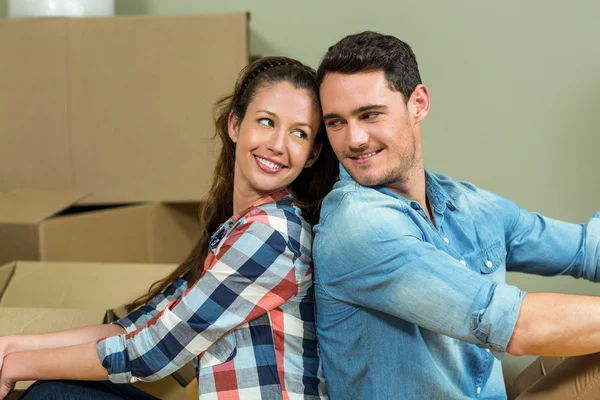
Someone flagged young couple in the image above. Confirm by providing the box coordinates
[2,31,599,400]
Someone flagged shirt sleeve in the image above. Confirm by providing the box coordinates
[314,190,525,359]
[96,220,298,383]
[483,189,600,281]
[112,277,188,334]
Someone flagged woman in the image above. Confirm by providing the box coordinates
[0,56,337,399]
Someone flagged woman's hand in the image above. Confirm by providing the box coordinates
[0,337,8,374]
[0,373,15,400]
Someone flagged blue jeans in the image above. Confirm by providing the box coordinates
[19,380,160,400]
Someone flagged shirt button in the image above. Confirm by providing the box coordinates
[443,237,450,244]
[459,260,466,266]
[476,387,481,395]
[411,202,419,210]
[486,260,493,268]
[485,349,491,353]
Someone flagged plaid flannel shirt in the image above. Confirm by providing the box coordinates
[97,190,328,399]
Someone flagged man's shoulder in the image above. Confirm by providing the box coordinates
[320,180,406,222]
[429,171,499,204]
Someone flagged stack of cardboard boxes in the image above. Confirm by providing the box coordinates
[0,12,249,400]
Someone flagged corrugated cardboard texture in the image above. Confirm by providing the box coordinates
[40,204,153,262]
[512,353,600,400]
[507,356,566,399]
[148,203,200,263]
[0,190,200,265]
[0,13,249,204]
[0,19,72,193]
[0,189,88,223]
[0,262,16,295]
[39,203,200,263]
[0,307,106,336]
[0,223,40,265]
[0,261,176,309]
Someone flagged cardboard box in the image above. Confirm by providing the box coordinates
[0,260,177,310]
[0,261,197,400]
[0,13,249,204]
[506,356,566,399]
[0,189,200,266]
[507,354,600,400]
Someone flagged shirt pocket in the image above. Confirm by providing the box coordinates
[474,241,507,279]
[198,331,237,369]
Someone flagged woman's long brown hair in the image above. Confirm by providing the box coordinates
[125,56,338,312]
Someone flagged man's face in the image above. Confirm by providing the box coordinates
[320,70,424,190]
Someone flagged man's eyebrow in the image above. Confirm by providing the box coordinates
[352,104,388,115]
[323,104,388,121]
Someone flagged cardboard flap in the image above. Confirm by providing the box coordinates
[0,262,16,299]
[0,261,176,310]
[0,306,107,394]
[0,307,106,336]
[0,190,89,223]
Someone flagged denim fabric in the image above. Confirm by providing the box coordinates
[19,380,159,400]
[313,166,600,400]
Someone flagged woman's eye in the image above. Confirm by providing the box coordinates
[258,118,274,127]
[291,129,308,139]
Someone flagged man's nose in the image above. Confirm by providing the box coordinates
[347,122,369,150]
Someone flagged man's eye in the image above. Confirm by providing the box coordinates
[363,112,380,120]
[258,118,274,127]
[327,120,343,129]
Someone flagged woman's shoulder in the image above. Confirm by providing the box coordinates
[242,199,311,249]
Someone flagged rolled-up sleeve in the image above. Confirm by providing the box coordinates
[487,189,600,282]
[97,220,298,383]
[315,193,525,359]
[113,277,188,334]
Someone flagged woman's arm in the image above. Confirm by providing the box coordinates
[97,219,301,383]
[0,276,188,357]
[1,342,107,399]
[114,277,188,334]
[0,324,125,357]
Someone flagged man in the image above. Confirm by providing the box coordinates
[313,31,600,400]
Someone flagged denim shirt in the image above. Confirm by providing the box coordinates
[313,166,600,400]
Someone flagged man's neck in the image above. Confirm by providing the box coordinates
[386,166,435,225]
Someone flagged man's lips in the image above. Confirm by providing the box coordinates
[347,149,382,163]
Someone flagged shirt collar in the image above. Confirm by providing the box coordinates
[338,164,457,212]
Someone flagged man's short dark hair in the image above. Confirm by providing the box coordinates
[317,31,422,102]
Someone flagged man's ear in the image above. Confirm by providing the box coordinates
[409,84,431,124]
[227,112,240,143]
[304,143,322,168]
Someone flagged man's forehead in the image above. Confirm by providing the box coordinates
[320,70,385,90]
[319,71,398,114]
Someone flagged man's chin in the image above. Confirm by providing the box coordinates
[344,167,382,188]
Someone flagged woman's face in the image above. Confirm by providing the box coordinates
[228,81,322,204]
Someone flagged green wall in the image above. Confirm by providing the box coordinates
[2,0,599,380]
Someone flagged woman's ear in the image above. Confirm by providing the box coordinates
[304,143,322,168]
[227,112,240,143]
